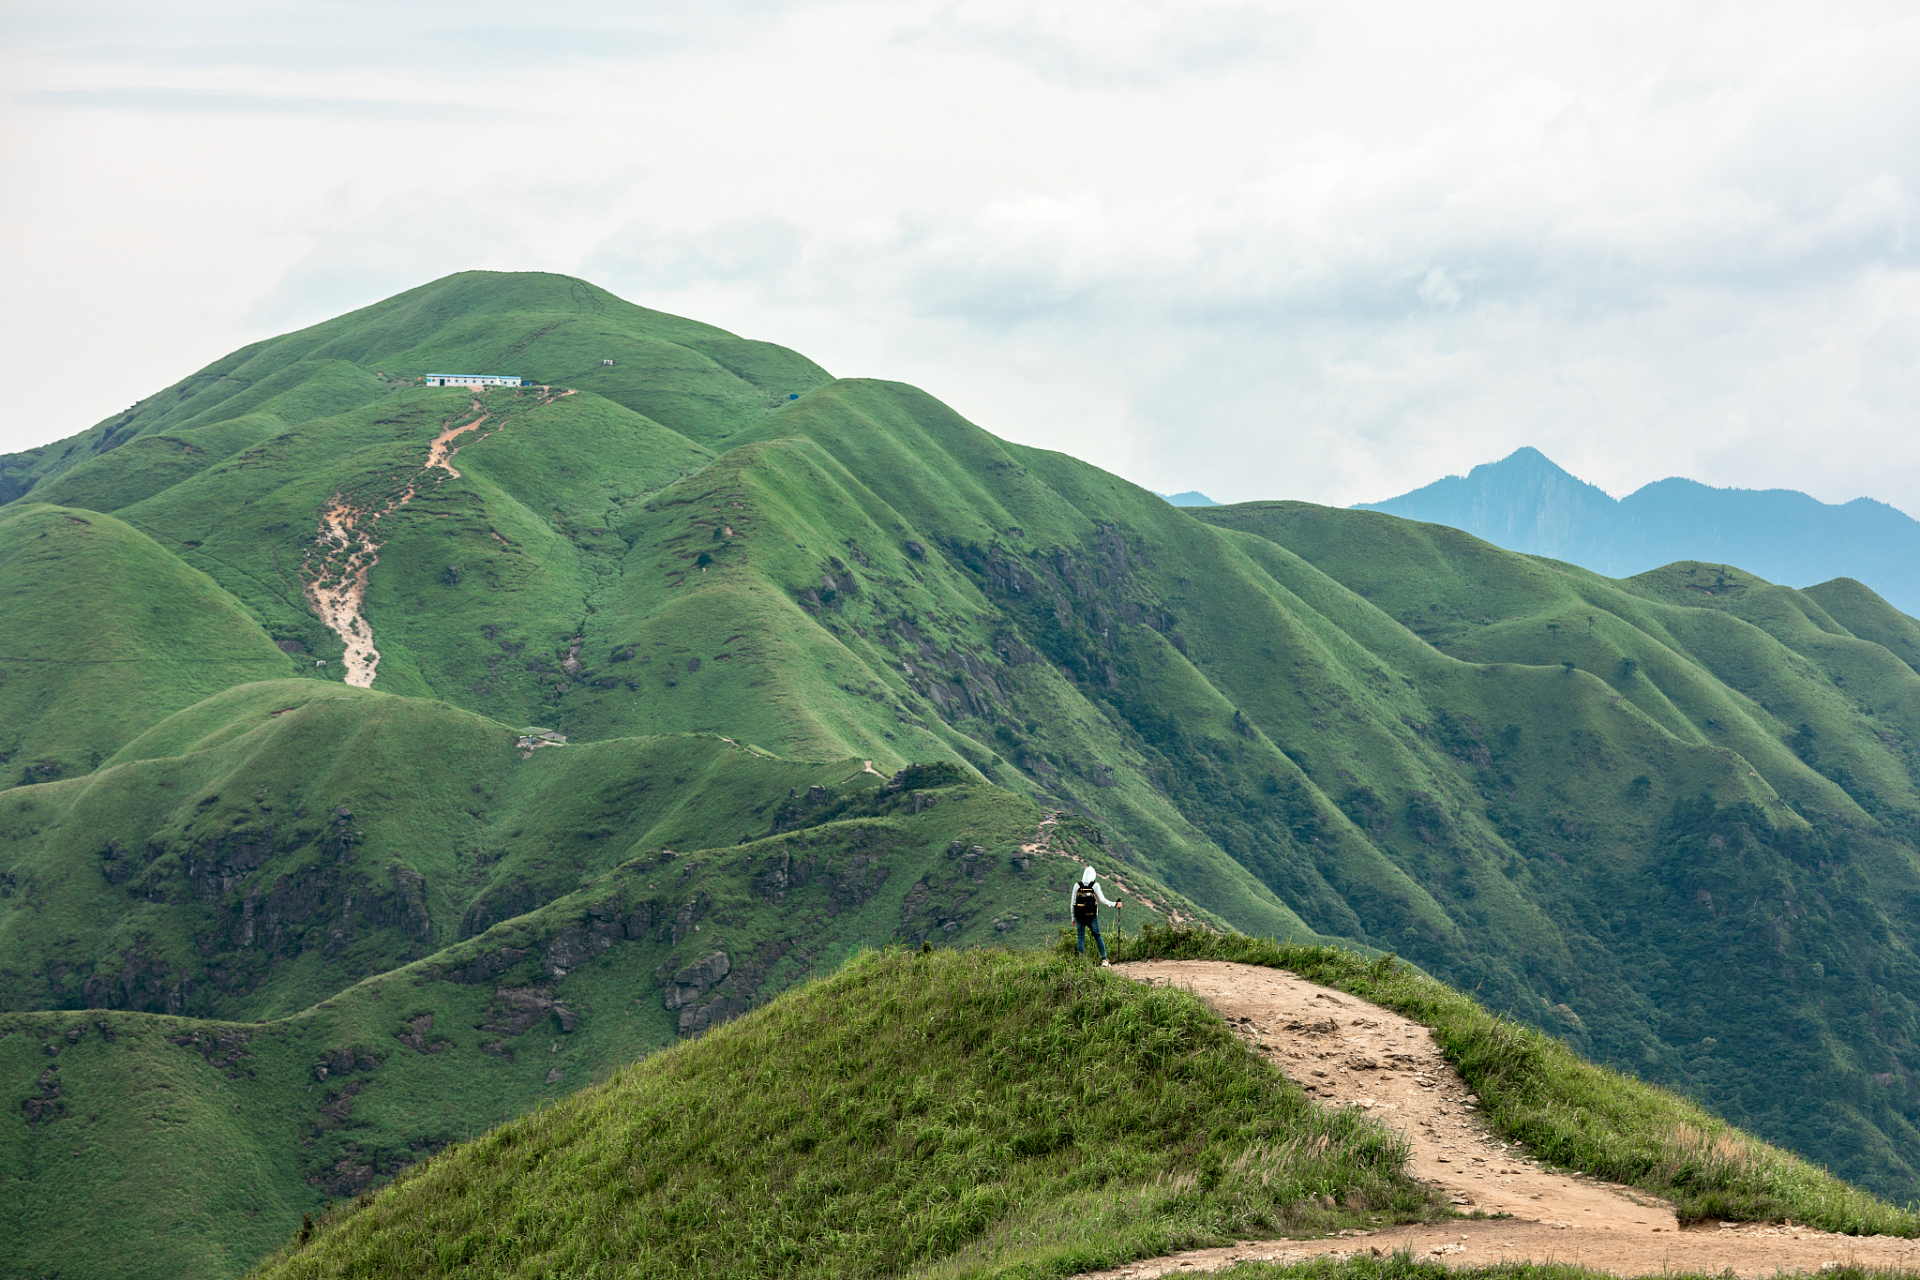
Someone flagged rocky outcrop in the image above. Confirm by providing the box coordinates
[69,806,439,1015]
[459,878,543,939]
[313,1046,380,1082]
[309,1151,379,1199]
[167,1026,254,1077]
[756,847,817,903]
[663,951,730,1012]
[661,951,744,1038]
[475,986,578,1037]
[393,1013,451,1054]
[543,925,611,977]
[76,946,195,1013]
[21,1067,62,1126]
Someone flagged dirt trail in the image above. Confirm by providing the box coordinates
[424,405,491,478]
[300,388,565,688]
[1078,961,1920,1278]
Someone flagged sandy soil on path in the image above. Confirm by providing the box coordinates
[1073,960,1920,1278]
[301,386,571,689]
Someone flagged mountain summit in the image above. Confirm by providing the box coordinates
[1359,447,1920,613]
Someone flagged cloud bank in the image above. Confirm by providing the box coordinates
[3,0,1917,513]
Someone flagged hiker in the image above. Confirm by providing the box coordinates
[1070,865,1123,966]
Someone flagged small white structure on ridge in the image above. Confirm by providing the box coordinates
[422,374,523,388]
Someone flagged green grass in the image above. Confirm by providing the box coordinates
[0,502,303,784]
[0,771,1235,1280]
[247,947,1438,1280]
[1111,924,1920,1236]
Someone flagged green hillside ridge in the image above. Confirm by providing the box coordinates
[7,681,1231,1022]
[246,942,1916,1280]
[0,502,305,784]
[9,270,1920,1274]
[3,776,1223,1280]
[249,947,1432,1280]
[1,272,831,507]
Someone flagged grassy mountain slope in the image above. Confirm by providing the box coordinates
[9,272,1920,1269]
[6,680,1105,1021]
[3,776,1219,1280]
[0,502,302,786]
[1198,503,1920,1187]
[2,271,831,508]
[249,947,1431,1280]
[247,941,1920,1280]
[101,385,717,706]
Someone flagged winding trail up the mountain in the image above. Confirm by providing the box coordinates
[1081,961,1920,1279]
[300,387,569,688]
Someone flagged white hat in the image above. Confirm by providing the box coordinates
[1081,865,1097,884]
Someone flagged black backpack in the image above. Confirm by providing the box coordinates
[1072,881,1098,923]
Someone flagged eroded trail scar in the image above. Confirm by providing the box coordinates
[1082,961,1913,1279]
[300,387,565,688]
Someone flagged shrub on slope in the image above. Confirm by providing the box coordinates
[251,948,1436,1280]
[1114,925,1919,1237]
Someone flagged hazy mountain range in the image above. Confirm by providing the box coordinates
[1358,447,1920,616]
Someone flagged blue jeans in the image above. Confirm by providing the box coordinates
[1075,916,1106,960]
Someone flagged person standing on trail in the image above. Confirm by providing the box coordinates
[1070,865,1123,966]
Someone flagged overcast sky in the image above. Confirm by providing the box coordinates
[3,0,1917,512]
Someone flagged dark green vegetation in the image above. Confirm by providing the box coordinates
[248,948,1431,1280]
[1116,926,1918,1236]
[8,270,1920,1275]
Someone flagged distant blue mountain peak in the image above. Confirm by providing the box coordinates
[1358,449,1920,616]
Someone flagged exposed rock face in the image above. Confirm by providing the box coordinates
[77,947,194,1013]
[459,878,541,940]
[442,945,530,985]
[168,1026,254,1077]
[662,950,743,1038]
[311,1152,377,1198]
[476,986,559,1037]
[306,1132,451,1201]
[899,844,990,946]
[60,803,441,1015]
[393,1013,450,1054]
[313,1047,380,1081]
[21,1067,63,1126]
[756,848,816,903]
[543,924,612,977]
[663,951,730,1012]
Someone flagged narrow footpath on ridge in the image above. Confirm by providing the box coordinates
[301,386,573,688]
[1076,960,1920,1279]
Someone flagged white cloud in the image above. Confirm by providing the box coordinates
[4,0,1919,522]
